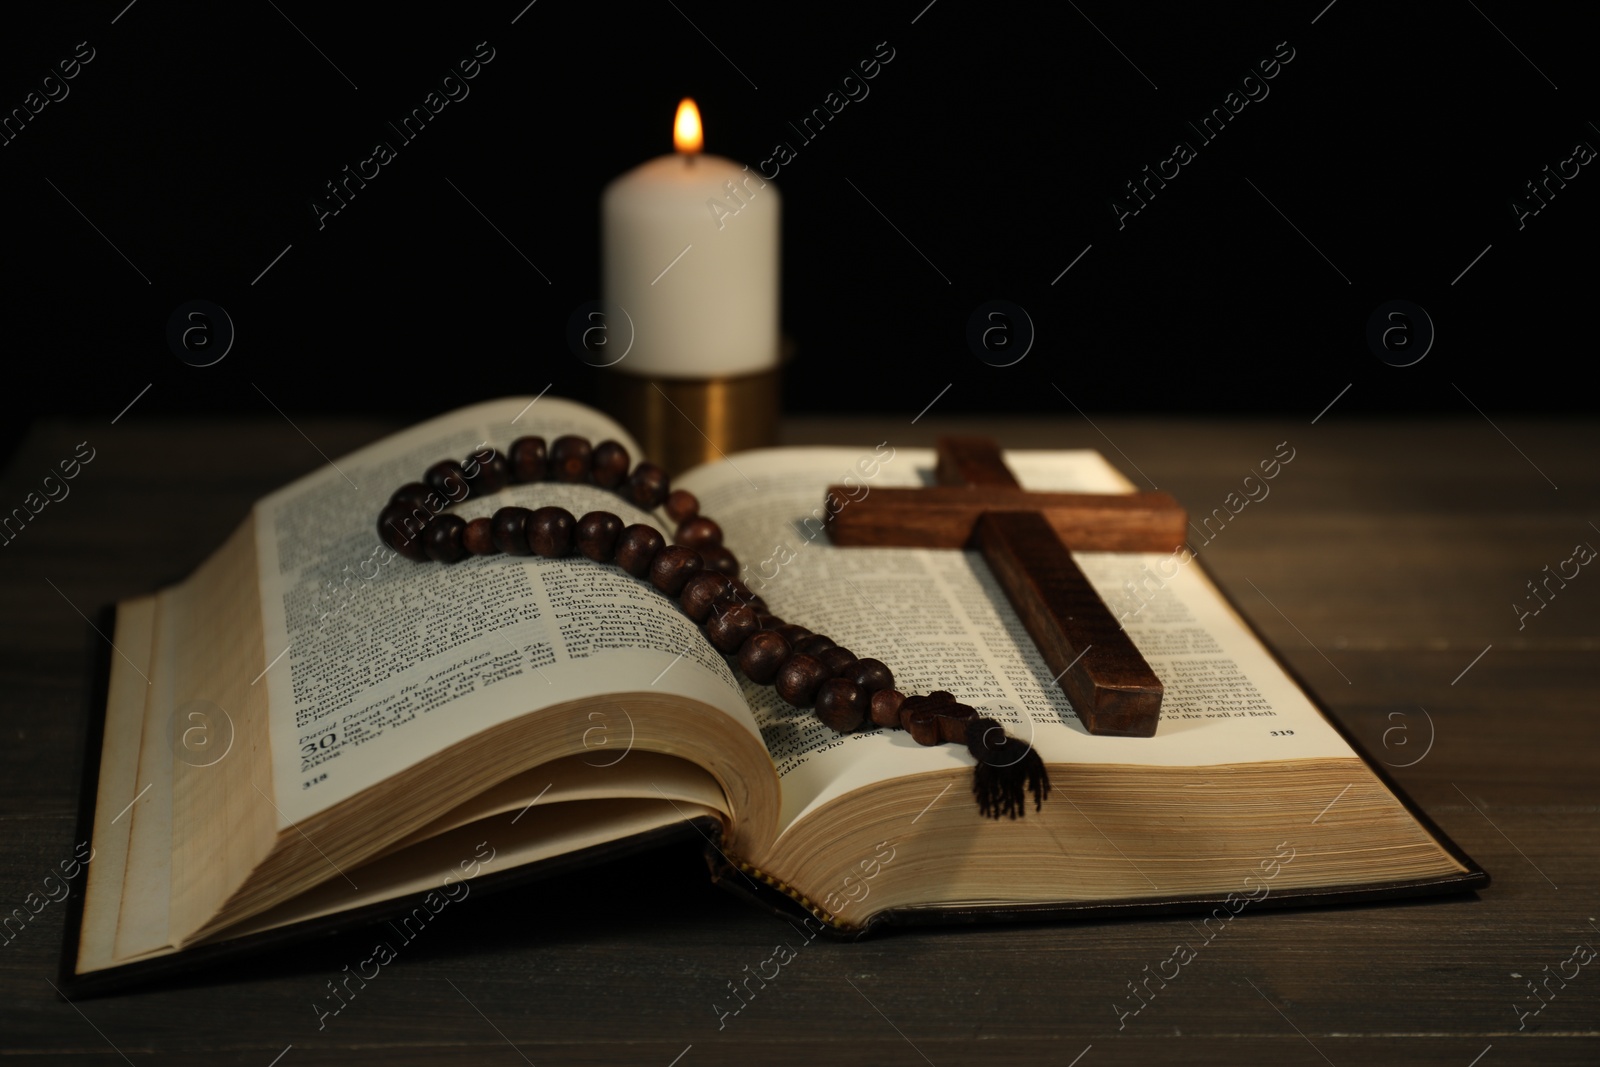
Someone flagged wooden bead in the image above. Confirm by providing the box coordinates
[773,624,811,647]
[550,435,592,483]
[938,705,979,744]
[527,506,576,558]
[902,705,943,746]
[869,688,906,728]
[675,516,723,551]
[848,658,894,694]
[509,436,547,482]
[819,646,857,676]
[755,612,782,630]
[614,524,665,577]
[625,462,671,510]
[649,545,703,596]
[424,514,467,563]
[378,502,429,561]
[708,593,748,623]
[776,654,831,707]
[575,511,624,562]
[794,633,836,657]
[897,692,966,745]
[815,678,867,732]
[738,630,792,684]
[389,481,431,509]
[425,459,470,502]
[491,506,534,556]
[706,602,759,654]
[463,517,497,555]
[698,545,739,577]
[664,489,699,524]
[466,448,509,494]
[589,440,631,489]
[679,572,734,623]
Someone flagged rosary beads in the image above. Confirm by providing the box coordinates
[377,435,1050,819]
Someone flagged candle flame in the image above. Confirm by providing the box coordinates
[674,97,703,155]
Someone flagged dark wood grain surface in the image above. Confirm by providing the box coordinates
[3,413,1596,1065]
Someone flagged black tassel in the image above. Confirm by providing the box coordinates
[965,717,1052,819]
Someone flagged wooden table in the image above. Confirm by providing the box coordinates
[3,414,1596,1065]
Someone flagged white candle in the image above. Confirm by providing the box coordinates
[602,98,780,378]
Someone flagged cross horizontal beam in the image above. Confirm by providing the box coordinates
[822,486,1188,552]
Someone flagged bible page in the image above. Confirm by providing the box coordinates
[254,397,761,825]
[674,445,1360,834]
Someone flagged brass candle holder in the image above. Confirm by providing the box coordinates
[596,340,792,476]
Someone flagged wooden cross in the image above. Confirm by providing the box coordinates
[823,438,1188,737]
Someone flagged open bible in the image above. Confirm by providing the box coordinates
[67,397,1485,991]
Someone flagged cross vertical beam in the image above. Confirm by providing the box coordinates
[975,511,1162,736]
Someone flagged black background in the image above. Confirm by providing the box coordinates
[3,1,1594,461]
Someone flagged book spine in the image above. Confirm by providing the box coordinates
[718,854,855,932]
